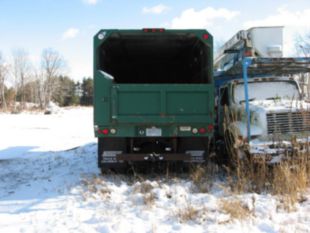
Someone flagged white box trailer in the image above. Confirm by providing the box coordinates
[215,26,284,72]
[248,26,283,57]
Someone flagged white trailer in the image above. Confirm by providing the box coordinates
[215,26,283,73]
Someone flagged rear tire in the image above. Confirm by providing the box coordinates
[98,138,104,168]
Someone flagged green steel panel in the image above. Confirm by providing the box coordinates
[94,70,112,125]
[166,92,209,115]
[114,115,211,124]
[94,81,214,125]
[117,91,161,115]
[108,84,213,124]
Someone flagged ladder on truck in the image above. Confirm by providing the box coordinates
[214,26,310,141]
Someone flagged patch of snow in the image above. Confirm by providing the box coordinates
[45,101,61,114]
[234,80,300,104]
[249,99,310,113]
[0,107,309,232]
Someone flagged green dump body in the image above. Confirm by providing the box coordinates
[94,29,214,139]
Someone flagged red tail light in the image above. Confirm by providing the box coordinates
[207,124,214,132]
[102,129,109,135]
[199,128,206,134]
[202,34,209,40]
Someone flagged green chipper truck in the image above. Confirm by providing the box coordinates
[94,28,214,173]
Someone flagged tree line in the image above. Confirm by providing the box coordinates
[0,48,93,112]
[1,33,309,112]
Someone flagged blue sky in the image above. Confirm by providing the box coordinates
[0,0,310,80]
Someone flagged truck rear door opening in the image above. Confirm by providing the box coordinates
[97,31,212,84]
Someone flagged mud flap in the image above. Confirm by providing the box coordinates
[101,151,123,164]
[100,151,128,174]
[185,150,206,163]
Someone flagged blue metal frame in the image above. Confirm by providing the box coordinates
[242,58,252,141]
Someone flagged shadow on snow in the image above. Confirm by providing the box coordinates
[0,143,98,214]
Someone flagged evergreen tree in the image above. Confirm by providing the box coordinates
[52,76,80,106]
[80,77,93,106]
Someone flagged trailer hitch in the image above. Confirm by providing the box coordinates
[143,153,164,161]
[116,153,191,162]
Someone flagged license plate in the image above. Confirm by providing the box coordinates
[146,127,162,136]
[179,126,191,132]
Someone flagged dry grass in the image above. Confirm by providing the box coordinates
[272,159,309,211]
[143,192,156,207]
[224,144,310,211]
[223,106,310,210]
[219,199,253,221]
[80,175,111,200]
[190,163,219,193]
[225,157,272,194]
[190,165,209,193]
[133,181,157,207]
[190,165,206,183]
[176,203,200,223]
[133,181,154,194]
[189,139,309,213]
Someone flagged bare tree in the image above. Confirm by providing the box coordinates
[31,67,48,109]
[297,33,310,57]
[40,48,65,107]
[12,49,31,110]
[0,53,9,110]
[295,33,310,98]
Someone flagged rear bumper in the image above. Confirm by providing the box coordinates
[101,151,206,163]
[117,153,191,161]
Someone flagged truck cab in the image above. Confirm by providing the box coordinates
[214,27,310,163]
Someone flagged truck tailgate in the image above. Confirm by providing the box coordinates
[111,84,212,123]
[94,71,214,127]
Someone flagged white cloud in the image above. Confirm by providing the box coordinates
[244,7,310,56]
[244,7,310,28]
[142,4,169,15]
[170,7,239,29]
[83,0,98,5]
[62,28,80,40]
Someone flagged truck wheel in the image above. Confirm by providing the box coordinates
[215,140,227,164]
[98,138,128,174]
[98,138,104,168]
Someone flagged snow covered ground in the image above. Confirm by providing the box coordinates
[0,107,309,233]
